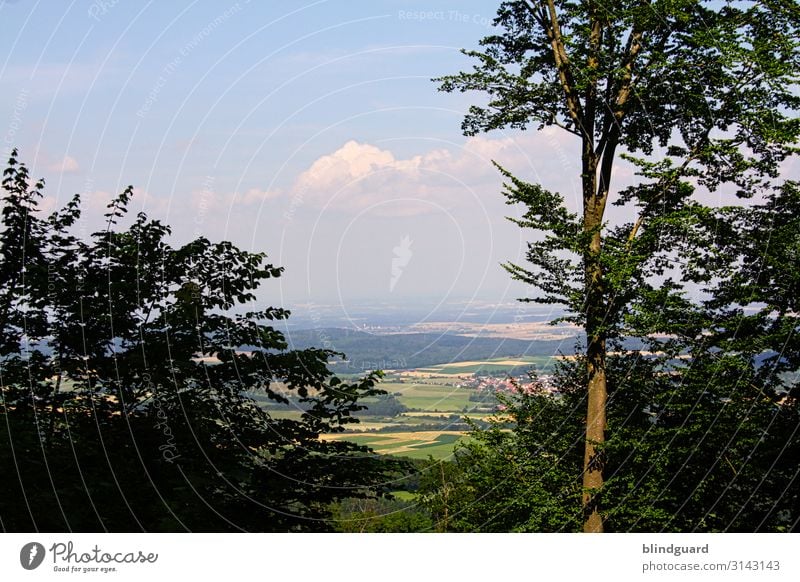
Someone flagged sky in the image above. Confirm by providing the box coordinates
[2,0,574,317]
[2,1,795,323]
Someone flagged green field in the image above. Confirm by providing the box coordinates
[399,440,463,460]
[264,409,304,420]
[323,431,467,460]
[262,381,475,415]
[415,355,555,375]
[259,357,521,460]
[391,490,417,502]
[379,382,471,412]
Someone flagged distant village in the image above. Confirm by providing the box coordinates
[460,373,558,396]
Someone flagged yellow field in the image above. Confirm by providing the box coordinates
[322,430,465,457]
[398,370,460,378]
[407,321,579,340]
[402,411,455,417]
[437,359,533,368]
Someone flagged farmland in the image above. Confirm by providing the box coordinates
[255,351,557,460]
[326,355,554,459]
[323,431,466,460]
[248,326,571,463]
[404,355,555,376]
[277,327,574,371]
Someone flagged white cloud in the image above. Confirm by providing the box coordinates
[47,155,80,173]
[180,132,581,221]
[295,140,412,192]
[289,136,546,216]
[239,188,281,204]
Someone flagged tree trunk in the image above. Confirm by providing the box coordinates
[583,321,607,532]
[581,145,607,533]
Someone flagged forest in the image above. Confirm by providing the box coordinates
[1,0,799,533]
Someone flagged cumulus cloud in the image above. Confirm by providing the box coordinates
[290,136,546,216]
[183,132,580,220]
[295,141,415,192]
[47,155,80,173]
[239,188,281,204]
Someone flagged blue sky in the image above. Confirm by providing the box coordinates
[4,1,794,320]
[3,0,565,315]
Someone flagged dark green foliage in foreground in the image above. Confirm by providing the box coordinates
[420,380,583,532]
[0,150,402,532]
[432,0,800,531]
[423,351,799,532]
[420,185,800,532]
[331,497,433,533]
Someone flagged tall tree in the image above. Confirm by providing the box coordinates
[0,150,400,531]
[436,1,800,531]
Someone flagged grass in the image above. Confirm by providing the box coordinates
[322,430,467,459]
[398,441,460,460]
[380,382,472,412]
[398,434,467,460]
[264,409,304,420]
[391,490,417,501]
[412,356,557,375]
[263,357,526,460]
[429,433,462,445]
[259,383,474,420]
[340,435,423,448]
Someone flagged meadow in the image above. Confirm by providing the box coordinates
[260,355,546,460]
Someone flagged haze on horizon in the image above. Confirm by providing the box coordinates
[2,0,796,321]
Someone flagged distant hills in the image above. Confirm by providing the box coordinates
[279,327,578,371]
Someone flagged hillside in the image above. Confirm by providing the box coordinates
[279,327,577,371]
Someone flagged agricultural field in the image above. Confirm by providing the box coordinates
[391,355,554,377]
[323,431,467,460]
[378,382,472,412]
[263,355,554,460]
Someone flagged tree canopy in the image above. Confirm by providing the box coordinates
[434,0,800,531]
[0,149,400,532]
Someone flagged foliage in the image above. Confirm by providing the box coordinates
[434,0,800,531]
[422,337,800,531]
[601,351,799,532]
[420,382,583,532]
[0,150,402,532]
[331,496,433,533]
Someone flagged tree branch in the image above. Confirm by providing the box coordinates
[595,8,651,158]
[625,146,704,251]
[528,0,586,132]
